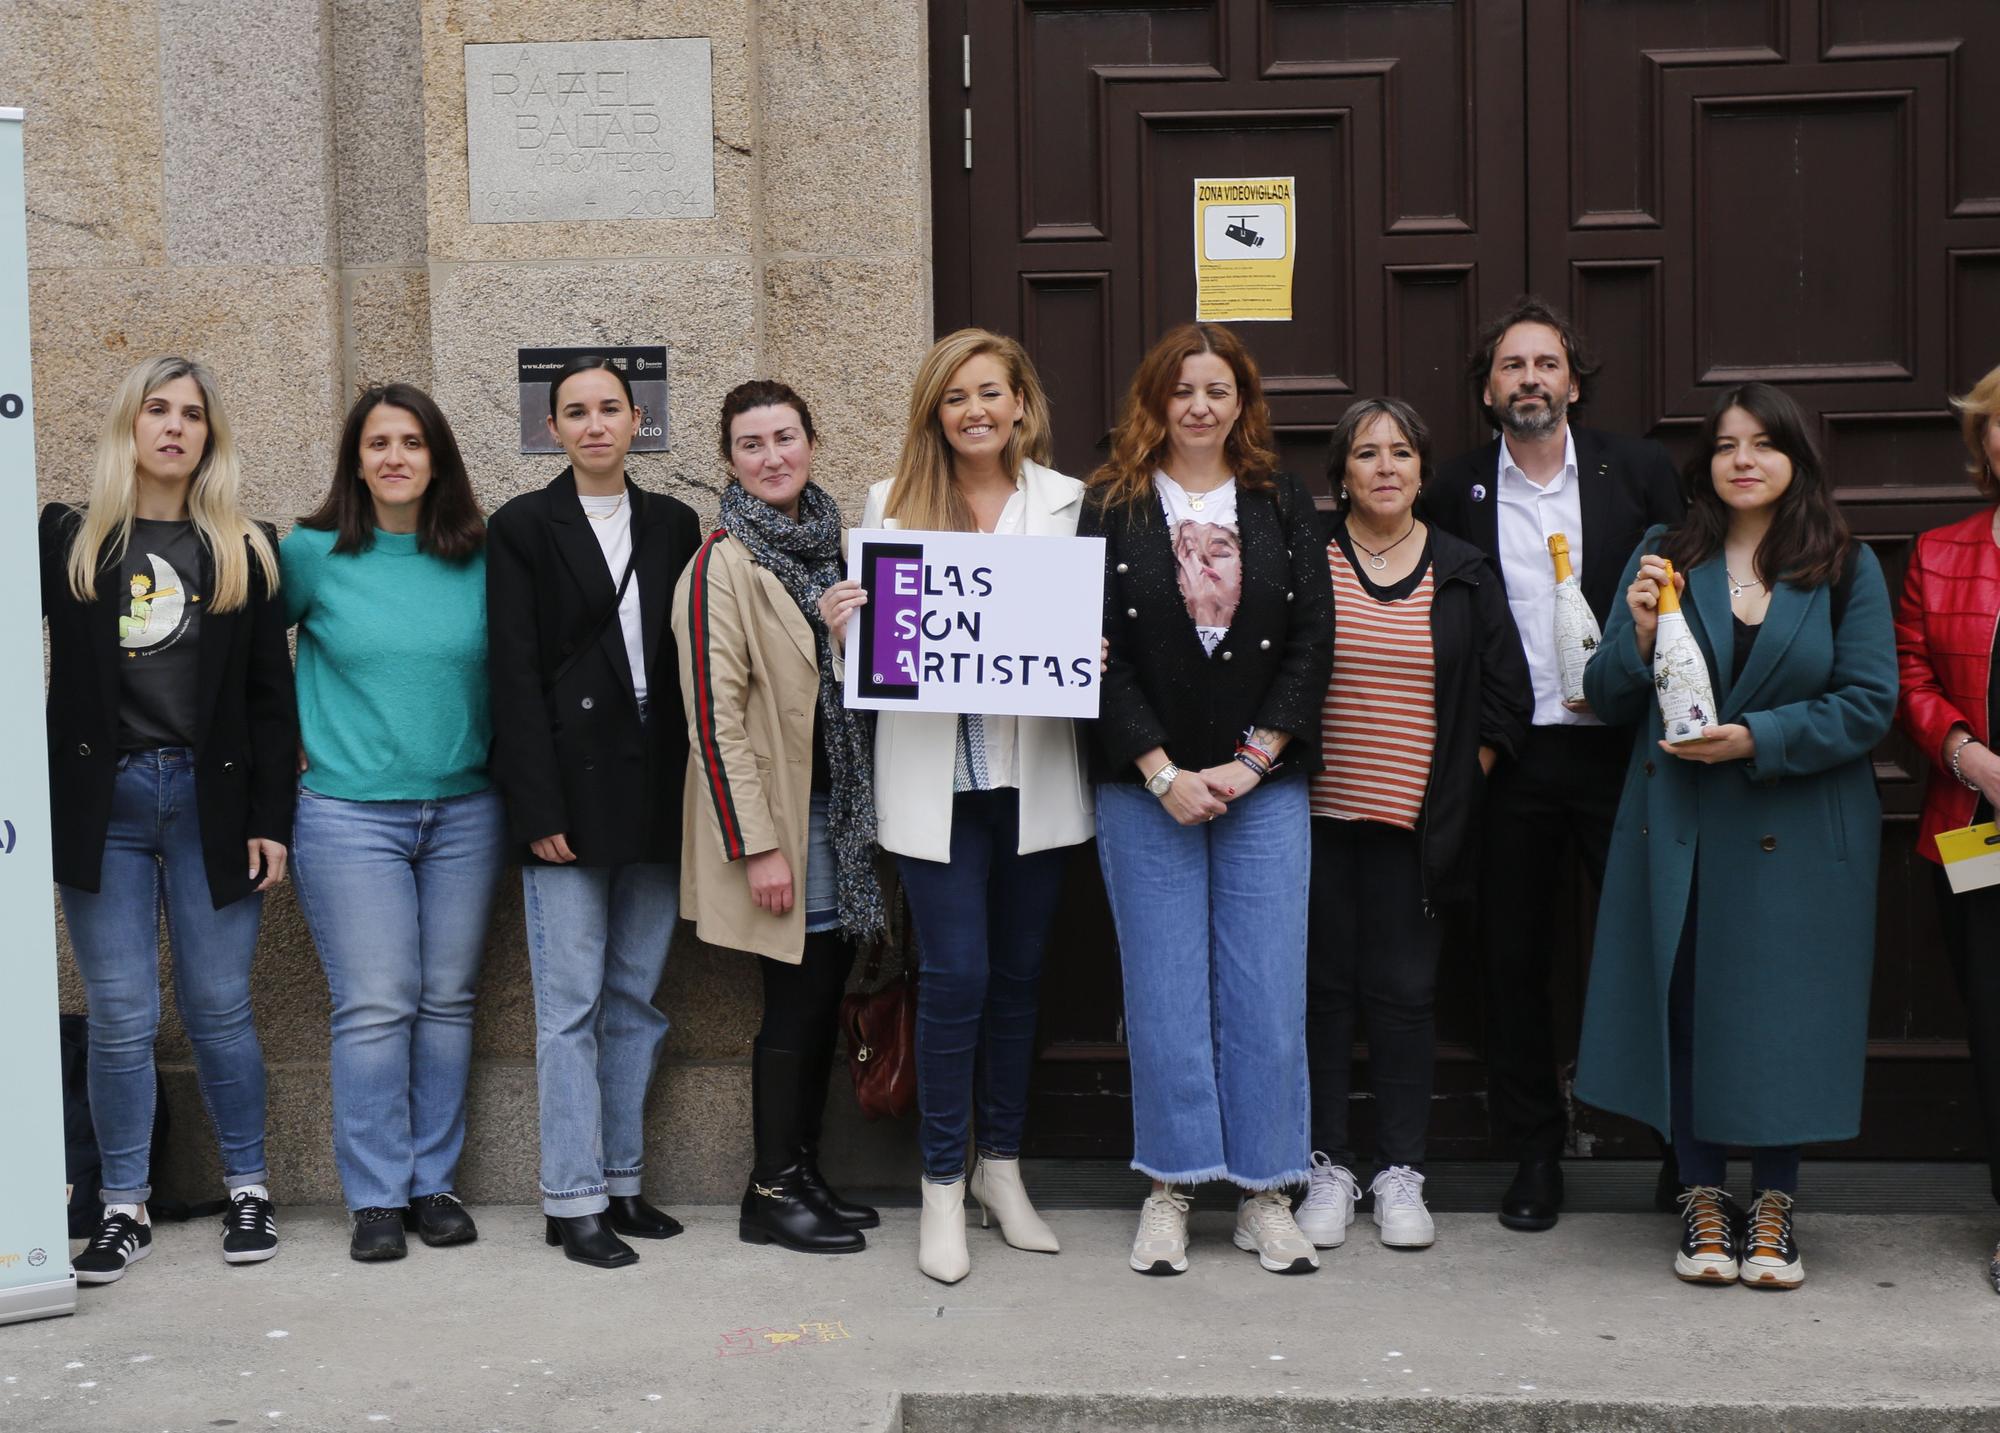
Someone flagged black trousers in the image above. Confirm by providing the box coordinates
[1935,865,2000,1206]
[1478,723,1627,1160]
[1306,818,1444,1171]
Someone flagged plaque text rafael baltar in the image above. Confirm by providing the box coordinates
[464,39,716,224]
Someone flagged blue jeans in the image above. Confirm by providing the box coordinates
[521,862,677,1216]
[58,749,268,1204]
[1095,777,1312,1190]
[897,789,1068,1183]
[291,787,507,1212]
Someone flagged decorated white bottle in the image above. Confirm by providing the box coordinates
[1652,559,1718,744]
[1548,533,1600,707]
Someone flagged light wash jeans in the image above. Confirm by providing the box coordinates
[521,862,677,1216]
[58,749,269,1204]
[290,786,507,1212]
[1095,777,1312,1190]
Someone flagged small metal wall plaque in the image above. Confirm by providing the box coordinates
[465,39,715,224]
[517,346,669,454]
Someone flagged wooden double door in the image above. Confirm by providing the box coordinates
[927,0,2000,1161]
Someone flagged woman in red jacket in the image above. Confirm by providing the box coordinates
[1895,361,2000,1294]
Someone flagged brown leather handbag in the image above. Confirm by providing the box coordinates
[840,893,918,1120]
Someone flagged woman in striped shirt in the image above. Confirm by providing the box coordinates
[1295,398,1532,1253]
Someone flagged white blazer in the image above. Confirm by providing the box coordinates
[861,460,1096,862]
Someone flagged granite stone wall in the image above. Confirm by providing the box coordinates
[6,0,931,1205]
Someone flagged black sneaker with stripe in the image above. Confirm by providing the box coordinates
[74,1211,151,1285]
[222,1190,278,1264]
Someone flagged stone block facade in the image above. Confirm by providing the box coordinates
[8,0,932,1204]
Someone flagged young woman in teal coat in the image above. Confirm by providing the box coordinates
[1576,382,1896,1292]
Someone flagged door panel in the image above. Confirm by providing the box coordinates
[931,0,1999,1161]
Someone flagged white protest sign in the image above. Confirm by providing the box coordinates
[841,529,1105,718]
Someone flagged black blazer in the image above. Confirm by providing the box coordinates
[39,504,297,909]
[1423,425,1685,629]
[486,470,703,866]
[1081,472,1334,783]
[1316,511,1532,907]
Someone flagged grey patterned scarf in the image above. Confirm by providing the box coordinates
[719,479,885,942]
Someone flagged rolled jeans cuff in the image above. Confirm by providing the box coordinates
[542,1185,609,1218]
[100,1183,152,1207]
[604,1168,644,1197]
[225,1168,270,1193]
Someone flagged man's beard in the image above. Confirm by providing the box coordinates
[1495,388,1566,439]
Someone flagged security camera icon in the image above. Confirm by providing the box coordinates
[1223,215,1265,248]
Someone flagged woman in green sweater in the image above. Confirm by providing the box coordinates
[281,383,503,1262]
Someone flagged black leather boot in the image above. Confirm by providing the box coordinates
[739,1042,866,1254]
[798,1010,880,1230]
[1498,1158,1564,1232]
[607,1194,684,1240]
[544,1212,638,1268]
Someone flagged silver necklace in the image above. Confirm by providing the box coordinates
[1348,516,1417,571]
[1727,570,1763,599]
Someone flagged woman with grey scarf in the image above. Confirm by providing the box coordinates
[673,379,886,1255]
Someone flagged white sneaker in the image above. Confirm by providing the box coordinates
[1130,1187,1190,1275]
[1295,1152,1360,1248]
[1369,1166,1436,1249]
[1232,1189,1319,1274]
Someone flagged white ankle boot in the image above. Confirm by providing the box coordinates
[969,1156,1059,1253]
[918,1178,970,1284]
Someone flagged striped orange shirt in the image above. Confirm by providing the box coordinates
[1310,539,1438,828]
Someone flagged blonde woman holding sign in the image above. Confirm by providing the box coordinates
[820,329,1093,1285]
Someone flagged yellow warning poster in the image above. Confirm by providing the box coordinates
[1194,177,1295,322]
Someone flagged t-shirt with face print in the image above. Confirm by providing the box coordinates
[1153,470,1241,656]
[116,518,206,750]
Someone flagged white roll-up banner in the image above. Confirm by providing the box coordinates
[0,108,77,1327]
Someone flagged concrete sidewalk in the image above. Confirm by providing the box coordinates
[4,1205,1999,1432]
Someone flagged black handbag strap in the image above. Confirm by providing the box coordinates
[549,499,646,692]
[550,554,637,692]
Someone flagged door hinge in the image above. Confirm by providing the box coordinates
[963,107,972,171]
[962,32,971,89]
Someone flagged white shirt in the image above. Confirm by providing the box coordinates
[1494,430,1598,727]
[578,491,648,705]
[955,480,1028,791]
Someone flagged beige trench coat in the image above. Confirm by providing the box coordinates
[672,528,824,963]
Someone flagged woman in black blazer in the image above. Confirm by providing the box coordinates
[485,354,703,1269]
[42,356,296,1287]
[1079,323,1333,1278]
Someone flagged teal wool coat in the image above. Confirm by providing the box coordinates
[1573,527,1896,1147]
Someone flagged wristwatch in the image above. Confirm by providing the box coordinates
[1144,762,1181,798]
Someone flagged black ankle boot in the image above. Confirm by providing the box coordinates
[606,1194,684,1240]
[739,1042,865,1254]
[798,1052,880,1229]
[544,1213,638,1268]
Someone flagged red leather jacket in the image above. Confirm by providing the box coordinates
[1895,508,2000,861]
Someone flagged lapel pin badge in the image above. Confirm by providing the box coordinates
[1471,483,1487,502]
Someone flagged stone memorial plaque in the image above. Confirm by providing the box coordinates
[464,39,714,224]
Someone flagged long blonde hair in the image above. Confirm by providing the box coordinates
[64,356,279,612]
[883,329,1052,532]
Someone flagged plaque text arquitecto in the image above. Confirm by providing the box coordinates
[464,39,716,224]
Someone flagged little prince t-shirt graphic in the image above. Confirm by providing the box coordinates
[120,557,189,649]
[115,518,205,750]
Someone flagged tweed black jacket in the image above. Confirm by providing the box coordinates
[1080,471,1334,784]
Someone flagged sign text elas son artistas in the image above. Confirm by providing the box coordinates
[841,529,1106,719]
